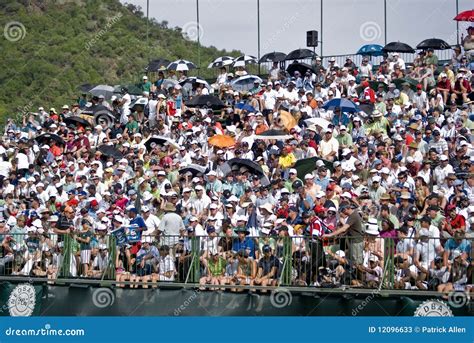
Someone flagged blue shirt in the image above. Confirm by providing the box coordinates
[315,177,330,191]
[232,237,256,258]
[444,239,471,256]
[129,216,146,242]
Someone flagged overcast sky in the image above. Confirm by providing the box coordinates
[126,0,472,57]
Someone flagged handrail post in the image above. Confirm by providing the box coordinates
[382,238,394,290]
[58,234,71,278]
[280,236,292,286]
[102,235,116,281]
[185,236,201,284]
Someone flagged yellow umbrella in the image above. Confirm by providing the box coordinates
[208,134,236,148]
[278,110,297,130]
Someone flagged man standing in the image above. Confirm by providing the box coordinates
[323,204,364,266]
[158,203,185,246]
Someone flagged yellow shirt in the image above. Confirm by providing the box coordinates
[278,153,296,168]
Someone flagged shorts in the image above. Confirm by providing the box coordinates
[348,241,364,265]
[81,250,91,264]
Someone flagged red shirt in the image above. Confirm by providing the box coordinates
[437,79,451,91]
[362,87,375,104]
[449,214,466,231]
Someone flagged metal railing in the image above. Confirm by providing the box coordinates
[0,233,471,293]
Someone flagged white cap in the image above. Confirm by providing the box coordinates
[289,168,297,174]
[143,75,148,79]
[304,173,314,180]
[380,167,390,174]
[372,175,381,183]
[207,170,217,176]
[342,148,351,155]
[406,156,414,164]
[439,155,448,161]
[335,250,346,258]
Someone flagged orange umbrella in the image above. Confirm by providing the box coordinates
[278,110,297,130]
[208,134,235,148]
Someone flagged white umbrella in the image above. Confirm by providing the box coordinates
[179,77,210,89]
[208,56,234,68]
[230,75,262,92]
[167,59,197,71]
[232,55,258,67]
[304,118,331,130]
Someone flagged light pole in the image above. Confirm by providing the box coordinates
[383,0,387,45]
[196,0,201,75]
[257,0,261,74]
[320,0,323,56]
[456,0,459,44]
[146,0,149,62]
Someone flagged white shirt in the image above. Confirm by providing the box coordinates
[262,90,277,110]
[17,153,29,169]
[144,214,161,236]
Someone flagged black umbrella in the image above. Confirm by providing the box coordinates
[285,48,317,60]
[35,133,65,146]
[226,158,264,177]
[416,38,450,50]
[145,58,170,72]
[383,42,415,53]
[113,84,143,96]
[186,95,225,110]
[254,129,292,140]
[358,103,375,116]
[259,52,287,63]
[98,144,123,159]
[144,135,180,151]
[286,62,316,76]
[63,116,92,128]
[178,164,207,177]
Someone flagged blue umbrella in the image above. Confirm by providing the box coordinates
[235,103,255,112]
[322,98,360,113]
[356,44,384,56]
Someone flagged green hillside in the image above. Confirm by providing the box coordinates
[0,0,241,124]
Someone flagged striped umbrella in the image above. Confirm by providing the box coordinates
[167,59,197,71]
[232,55,258,67]
[208,56,234,68]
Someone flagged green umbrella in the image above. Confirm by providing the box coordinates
[393,77,419,91]
[357,80,387,92]
[294,157,334,180]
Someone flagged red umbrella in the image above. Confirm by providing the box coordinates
[454,10,474,21]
